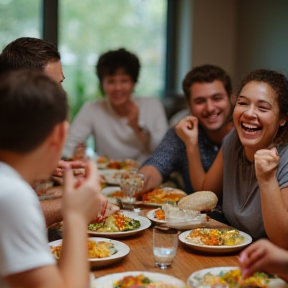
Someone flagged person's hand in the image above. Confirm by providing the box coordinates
[239,239,288,280]
[57,159,86,169]
[73,142,86,161]
[126,100,140,130]
[175,116,199,147]
[254,147,279,183]
[61,159,108,224]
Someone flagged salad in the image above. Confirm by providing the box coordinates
[88,213,141,232]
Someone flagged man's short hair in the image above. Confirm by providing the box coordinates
[182,64,232,101]
[96,48,140,92]
[0,70,68,153]
[0,37,60,75]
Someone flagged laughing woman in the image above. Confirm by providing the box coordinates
[175,69,288,248]
[63,48,168,165]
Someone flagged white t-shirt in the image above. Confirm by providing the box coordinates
[63,97,168,165]
[0,162,55,288]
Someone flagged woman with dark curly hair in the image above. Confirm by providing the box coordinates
[176,69,288,248]
[63,48,168,165]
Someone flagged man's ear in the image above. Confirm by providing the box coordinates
[49,120,69,148]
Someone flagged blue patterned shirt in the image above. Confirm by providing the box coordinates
[142,126,220,194]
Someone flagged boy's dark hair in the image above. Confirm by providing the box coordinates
[96,48,140,92]
[182,64,233,101]
[0,37,60,75]
[0,70,68,153]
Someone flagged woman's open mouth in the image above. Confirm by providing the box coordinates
[241,122,262,132]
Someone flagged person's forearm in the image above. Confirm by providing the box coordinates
[40,198,62,227]
[139,165,163,191]
[186,144,206,191]
[59,213,89,288]
[259,179,288,249]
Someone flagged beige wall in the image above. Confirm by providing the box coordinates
[192,0,237,84]
[175,0,288,91]
[235,0,288,83]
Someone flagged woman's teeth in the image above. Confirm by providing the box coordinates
[241,123,261,131]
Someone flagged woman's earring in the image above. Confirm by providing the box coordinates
[280,120,286,126]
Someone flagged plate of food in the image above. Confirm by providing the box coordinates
[187,267,287,288]
[179,228,252,253]
[97,156,139,170]
[146,208,166,224]
[102,186,124,198]
[49,237,130,268]
[141,187,187,206]
[99,169,128,185]
[93,271,186,288]
[88,212,151,238]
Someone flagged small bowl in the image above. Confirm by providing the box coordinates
[166,208,206,230]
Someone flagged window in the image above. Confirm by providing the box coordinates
[59,0,167,119]
[0,0,167,120]
[0,0,41,49]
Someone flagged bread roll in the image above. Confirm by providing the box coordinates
[178,191,218,212]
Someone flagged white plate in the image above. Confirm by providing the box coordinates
[179,228,252,253]
[88,215,151,238]
[99,169,127,185]
[93,271,186,288]
[146,208,166,224]
[187,267,288,288]
[141,187,187,207]
[101,186,121,197]
[49,237,130,268]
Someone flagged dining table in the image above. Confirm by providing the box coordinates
[90,207,240,284]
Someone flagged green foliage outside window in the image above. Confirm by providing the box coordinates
[0,0,167,122]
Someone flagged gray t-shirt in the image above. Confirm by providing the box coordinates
[222,129,288,240]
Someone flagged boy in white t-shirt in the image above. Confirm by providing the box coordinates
[0,70,107,288]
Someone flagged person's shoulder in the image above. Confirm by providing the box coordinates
[164,127,186,145]
[134,96,162,105]
[222,128,240,152]
[80,98,108,111]
[278,144,288,158]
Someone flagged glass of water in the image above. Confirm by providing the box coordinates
[153,226,178,269]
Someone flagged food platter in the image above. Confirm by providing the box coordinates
[88,215,151,238]
[99,169,127,185]
[101,187,186,207]
[96,156,138,170]
[187,267,287,288]
[146,208,166,224]
[49,237,130,268]
[93,271,186,288]
[179,228,252,253]
[142,187,187,206]
[101,186,123,197]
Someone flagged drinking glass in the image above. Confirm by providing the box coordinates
[153,226,178,269]
[120,173,144,205]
